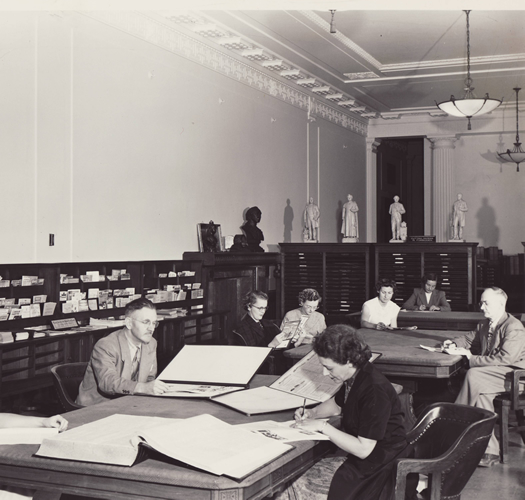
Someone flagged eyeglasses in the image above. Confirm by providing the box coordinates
[131,318,159,328]
[251,306,268,312]
[302,304,319,311]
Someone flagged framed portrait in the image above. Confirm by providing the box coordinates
[197,221,223,253]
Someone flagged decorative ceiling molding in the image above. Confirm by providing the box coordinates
[79,11,367,136]
[382,53,525,73]
[299,10,382,71]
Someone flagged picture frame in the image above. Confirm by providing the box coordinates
[197,221,223,253]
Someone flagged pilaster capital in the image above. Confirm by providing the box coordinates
[427,135,458,150]
[366,137,382,153]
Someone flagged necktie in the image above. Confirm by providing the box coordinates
[486,323,496,354]
[131,347,141,381]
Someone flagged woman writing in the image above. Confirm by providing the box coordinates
[361,279,400,330]
[277,324,414,500]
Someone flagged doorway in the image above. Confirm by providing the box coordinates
[376,137,424,243]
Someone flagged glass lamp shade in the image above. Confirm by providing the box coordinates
[436,95,502,118]
[498,145,525,172]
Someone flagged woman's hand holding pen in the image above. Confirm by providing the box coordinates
[294,406,315,424]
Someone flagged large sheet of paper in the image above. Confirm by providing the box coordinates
[0,427,58,445]
[158,345,272,386]
[236,420,330,443]
[137,413,291,479]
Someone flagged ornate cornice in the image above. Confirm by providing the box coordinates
[80,11,367,136]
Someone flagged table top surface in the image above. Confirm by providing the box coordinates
[0,375,321,495]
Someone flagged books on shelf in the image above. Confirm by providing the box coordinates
[36,413,291,479]
[157,344,271,398]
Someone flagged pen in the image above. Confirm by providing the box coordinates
[301,398,307,420]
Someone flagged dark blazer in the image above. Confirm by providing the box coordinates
[402,288,451,311]
[234,314,280,347]
[77,328,157,406]
[454,312,525,369]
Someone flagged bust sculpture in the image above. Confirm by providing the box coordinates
[341,194,359,242]
[451,193,468,240]
[389,195,406,242]
[303,197,320,242]
[241,206,264,253]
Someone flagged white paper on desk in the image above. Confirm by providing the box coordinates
[419,344,443,352]
[0,427,58,445]
[158,383,243,398]
[137,413,291,479]
[158,345,271,386]
[237,420,330,443]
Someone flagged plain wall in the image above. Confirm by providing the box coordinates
[0,11,367,263]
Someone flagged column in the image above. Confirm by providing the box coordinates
[366,138,381,243]
[428,135,458,242]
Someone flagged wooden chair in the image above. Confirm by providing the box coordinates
[50,362,88,412]
[393,402,497,500]
[493,368,525,463]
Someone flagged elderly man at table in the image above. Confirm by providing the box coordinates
[77,297,169,406]
[442,287,525,467]
[402,273,451,312]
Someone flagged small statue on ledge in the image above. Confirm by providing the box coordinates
[303,197,320,242]
[451,193,468,241]
[341,194,359,242]
[241,206,265,253]
[229,234,250,253]
[203,220,221,252]
[389,195,406,242]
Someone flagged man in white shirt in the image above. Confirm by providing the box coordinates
[442,287,525,467]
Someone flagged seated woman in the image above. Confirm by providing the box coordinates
[402,273,451,311]
[234,290,280,347]
[276,324,415,500]
[361,279,400,330]
[277,288,327,347]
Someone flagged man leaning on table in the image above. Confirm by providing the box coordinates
[77,297,169,406]
[442,287,525,467]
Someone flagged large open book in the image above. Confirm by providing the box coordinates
[156,344,272,397]
[36,413,291,480]
[213,350,381,415]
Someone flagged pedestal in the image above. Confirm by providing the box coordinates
[342,237,358,243]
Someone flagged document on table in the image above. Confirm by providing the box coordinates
[0,427,58,445]
[236,420,330,443]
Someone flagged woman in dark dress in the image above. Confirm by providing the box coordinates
[277,324,416,500]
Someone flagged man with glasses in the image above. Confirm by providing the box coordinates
[77,297,168,406]
[442,287,525,467]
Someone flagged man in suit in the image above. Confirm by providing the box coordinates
[402,273,451,311]
[77,297,169,406]
[442,287,525,467]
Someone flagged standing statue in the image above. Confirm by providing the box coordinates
[451,193,468,240]
[303,197,320,242]
[341,194,359,242]
[241,206,264,253]
[389,195,406,242]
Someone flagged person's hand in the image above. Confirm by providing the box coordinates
[448,347,471,359]
[429,305,440,311]
[294,407,315,425]
[43,415,68,432]
[138,379,170,395]
[418,305,427,311]
[442,340,457,350]
[376,322,387,331]
[295,418,328,433]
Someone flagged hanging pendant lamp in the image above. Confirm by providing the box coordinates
[498,87,525,172]
[436,11,501,130]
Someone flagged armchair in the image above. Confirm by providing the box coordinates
[394,402,496,500]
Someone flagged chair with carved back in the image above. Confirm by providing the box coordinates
[393,402,497,500]
[51,362,88,412]
[232,330,276,375]
[493,368,525,463]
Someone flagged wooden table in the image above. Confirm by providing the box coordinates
[0,376,330,500]
[284,329,466,428]
[397,311,484,331]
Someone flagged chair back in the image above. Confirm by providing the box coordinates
[400,402,496,500]
[232,330,248,346]
[51,362,88,412]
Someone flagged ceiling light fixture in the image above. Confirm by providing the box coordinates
[436,10,501,130]
[329,10,336,34]
[498,87,525,172]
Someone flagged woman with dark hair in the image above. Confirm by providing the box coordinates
[402,273,451,312]
[234,290,280,347]
[277,324,415,500]
[361,279,400,330]
[278,288,327,346]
